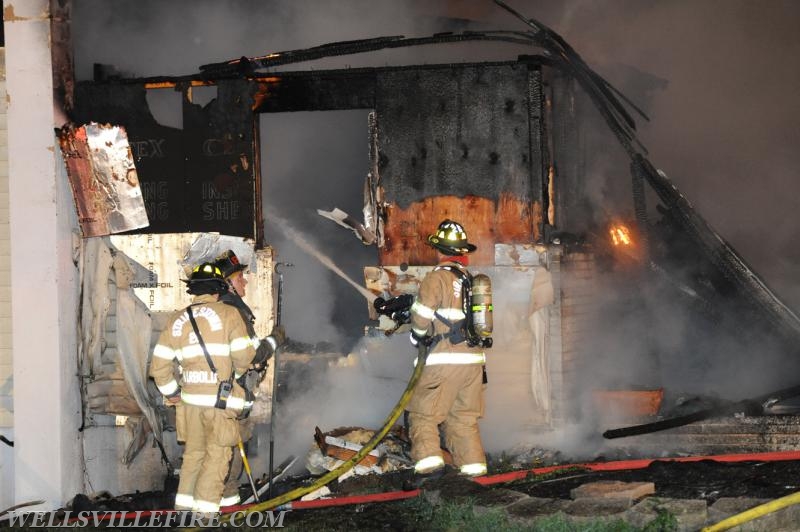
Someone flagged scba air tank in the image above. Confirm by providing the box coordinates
[470,273,493,340]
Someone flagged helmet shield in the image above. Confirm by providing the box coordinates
[427,219,477,255]
[214,250,248,278]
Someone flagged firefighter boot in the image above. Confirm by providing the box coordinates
[402,465,459,491]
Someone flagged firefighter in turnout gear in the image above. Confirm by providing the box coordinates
[214,250,285,506]
[407,219,489,481]
[149,262,256,514]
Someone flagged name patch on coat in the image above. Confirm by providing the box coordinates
[172,306,223,337]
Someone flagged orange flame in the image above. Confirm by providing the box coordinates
[609,224,633,246]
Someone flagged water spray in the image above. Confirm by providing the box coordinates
[266,212,377,304]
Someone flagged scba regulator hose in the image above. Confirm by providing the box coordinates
[199,343,430,530]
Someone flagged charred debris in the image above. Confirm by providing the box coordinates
[61,0,800,504]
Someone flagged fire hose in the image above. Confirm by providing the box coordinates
[701,490,800,531]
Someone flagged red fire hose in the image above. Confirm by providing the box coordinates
[65,449,800,523]
[285,449,800,510]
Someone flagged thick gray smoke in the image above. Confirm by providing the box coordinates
[72,1,800,461]
[540,0,800,312]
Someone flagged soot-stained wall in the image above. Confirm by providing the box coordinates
[376,64,536,207]
[374,62,547,266]
[74,60,551,258]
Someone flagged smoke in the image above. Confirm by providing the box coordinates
[250,335,416,474]
[546,1,800,430]
[542,0,800,312]
[72,1,800,461]
[71,0,490,80]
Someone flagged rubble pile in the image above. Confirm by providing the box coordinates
[305,426,413,478]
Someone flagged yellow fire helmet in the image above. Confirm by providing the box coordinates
[427,219,477,256]
[184,262,228,295]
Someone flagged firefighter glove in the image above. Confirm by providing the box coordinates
[253,339,273,366]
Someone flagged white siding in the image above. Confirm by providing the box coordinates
[0,46,13,512]
[0,48,11,429]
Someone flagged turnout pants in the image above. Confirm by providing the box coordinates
[406,364,485,472]
[174,403,240,513]
[221,418,254,506]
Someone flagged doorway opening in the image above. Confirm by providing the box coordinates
[260,110,375,352]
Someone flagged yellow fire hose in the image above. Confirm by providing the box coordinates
[192,342,429,530]
[701,490,800,532]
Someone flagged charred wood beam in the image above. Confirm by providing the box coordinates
[604,384,800,439]
[494,0,647,153]
[199,32,535,75]
[631,159,650,260]
[51,0,75,118]
[252,71,376,113]
[527,67,549,237]
[0,500,46,519]
[633,155,800,345]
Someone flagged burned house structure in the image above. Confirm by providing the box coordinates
[5,0,800,510]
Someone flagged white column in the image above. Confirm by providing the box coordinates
[5,0,81,509]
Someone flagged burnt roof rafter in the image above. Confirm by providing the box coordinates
[199,31,536,74]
